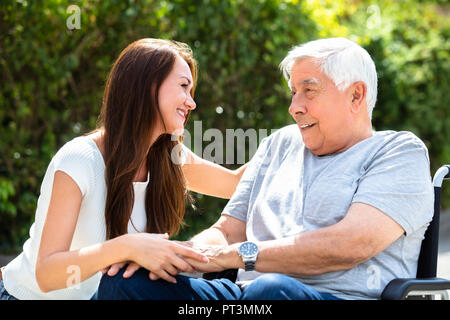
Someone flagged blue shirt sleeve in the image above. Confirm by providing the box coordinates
[222,137,270,222]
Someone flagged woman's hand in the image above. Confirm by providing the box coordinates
[118,233,209,283]
[101,233,166,278]
[101,261,141,278]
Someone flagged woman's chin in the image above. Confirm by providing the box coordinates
[166,125,185,137]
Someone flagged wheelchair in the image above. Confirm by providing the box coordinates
[204,165,450,300]
[381,164,450,300]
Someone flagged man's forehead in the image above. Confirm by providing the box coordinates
[288,77,320,89]
[299,78,320,85]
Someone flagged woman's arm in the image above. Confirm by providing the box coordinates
[36,171,208,292]
[35,171,128,292]
[182,148,248,199]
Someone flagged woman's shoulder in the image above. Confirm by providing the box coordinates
[49,133,105,197]
[54,134,103,165]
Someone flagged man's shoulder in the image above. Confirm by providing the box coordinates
[360,130,431,170]
[264,124,302,145]
[373,130,428,154]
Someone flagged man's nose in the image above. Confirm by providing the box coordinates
[289,96,306,116]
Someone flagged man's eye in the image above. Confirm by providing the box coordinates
[305,88,316,96]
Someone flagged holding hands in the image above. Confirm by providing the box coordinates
[102,233,209,284]
[175,241,242,274]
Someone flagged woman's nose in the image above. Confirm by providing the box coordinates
[185,95,196,110]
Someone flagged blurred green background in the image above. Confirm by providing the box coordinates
[0,0,449,253]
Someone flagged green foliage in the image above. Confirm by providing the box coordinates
[0,0,448,251]
[340,0,450,207]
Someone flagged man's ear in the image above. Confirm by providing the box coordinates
[350,81,367,114]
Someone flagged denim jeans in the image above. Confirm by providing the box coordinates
[95,267,341,300]
[0,280,18,300]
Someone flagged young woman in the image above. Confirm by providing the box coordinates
[0,38,246,300]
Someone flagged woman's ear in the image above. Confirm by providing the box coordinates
[350,81,367,114]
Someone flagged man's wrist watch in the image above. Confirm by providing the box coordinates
[238,241,259,271]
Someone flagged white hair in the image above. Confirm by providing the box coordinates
[280,37,378,119]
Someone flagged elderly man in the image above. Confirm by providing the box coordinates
[97,37,433,300]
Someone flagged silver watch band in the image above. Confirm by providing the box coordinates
[244,260,255,271]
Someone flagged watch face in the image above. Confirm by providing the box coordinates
[239,242,258,257]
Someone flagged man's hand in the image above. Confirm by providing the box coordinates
[187,244,229,273]
[170,241,242,274]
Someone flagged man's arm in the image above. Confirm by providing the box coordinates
[253,202,404,275]
[189,202,404,274]
[189,215,247,246]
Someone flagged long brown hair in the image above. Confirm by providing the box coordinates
[98,38,197,240]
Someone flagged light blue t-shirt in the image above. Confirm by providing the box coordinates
[222,124,434,300]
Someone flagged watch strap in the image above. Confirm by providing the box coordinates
[244,260,256,271]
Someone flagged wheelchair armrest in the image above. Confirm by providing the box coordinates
[381,277,450,300]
